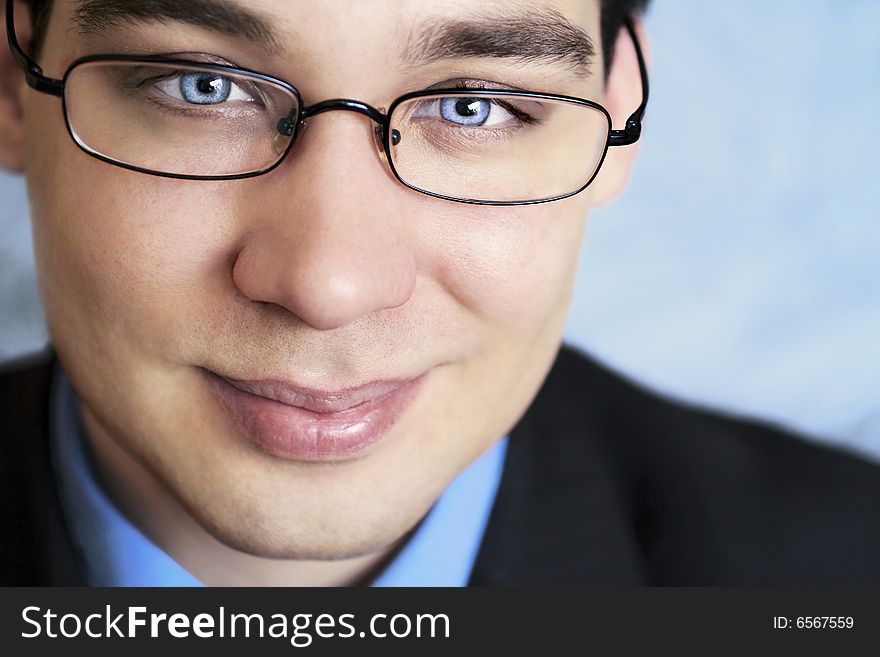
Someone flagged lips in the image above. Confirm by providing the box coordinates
[204,369,426,462]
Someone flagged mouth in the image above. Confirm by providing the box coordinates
[202,369,428,462]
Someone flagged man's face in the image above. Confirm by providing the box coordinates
[15,0,636,559]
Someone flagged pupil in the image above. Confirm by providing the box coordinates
[456,99,480,117]
[197,76,220,94]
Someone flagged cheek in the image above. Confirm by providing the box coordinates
[425,198,589,331]
[27,146,237,356]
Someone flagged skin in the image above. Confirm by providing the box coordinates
[0,0,644,585]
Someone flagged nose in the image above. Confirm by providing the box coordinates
[232,114,417,331]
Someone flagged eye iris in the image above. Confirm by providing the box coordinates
[440,97,491,126]
[179,73,232,105]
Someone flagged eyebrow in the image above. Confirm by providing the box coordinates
[406,8,596,78]
[72,0,284,55]
[72,1,596,78]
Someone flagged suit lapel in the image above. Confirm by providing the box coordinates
[0,351,87,585]
[469,347,647,585]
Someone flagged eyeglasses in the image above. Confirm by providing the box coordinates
[6,0,648,206]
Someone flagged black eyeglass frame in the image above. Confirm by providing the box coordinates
[6,0,649,206]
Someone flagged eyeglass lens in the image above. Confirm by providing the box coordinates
[65,61,299,177]
[389,93,610,203]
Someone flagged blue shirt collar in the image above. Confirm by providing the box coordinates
[50,364,507,586]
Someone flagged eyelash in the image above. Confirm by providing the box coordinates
[127,71,264,120]
[422,79,542,125]
[121,50,549,95]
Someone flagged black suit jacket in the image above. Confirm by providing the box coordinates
[3,345,880,585]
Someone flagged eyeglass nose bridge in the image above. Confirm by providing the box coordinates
[276,98,394,162]
[301,98,386,123]
[278,98,386,134]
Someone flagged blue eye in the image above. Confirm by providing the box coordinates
[178,72,232,105]
[439,97,492,126]
[150,70,258,108]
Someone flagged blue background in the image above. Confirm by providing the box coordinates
[2,1,879,458]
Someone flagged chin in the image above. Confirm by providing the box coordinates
[183,482,421,562]
[204,517,409,562]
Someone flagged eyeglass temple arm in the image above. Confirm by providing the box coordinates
[607,16,650,148]
[6,0,63,96]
